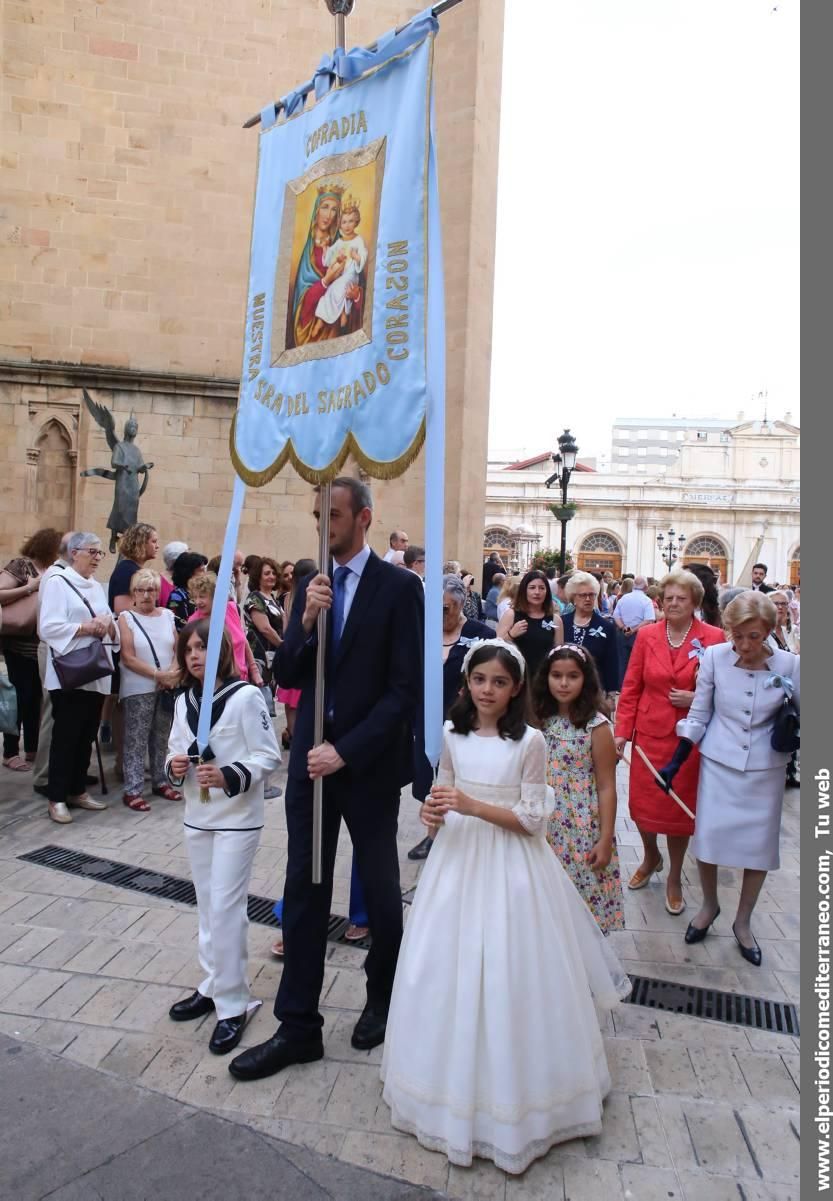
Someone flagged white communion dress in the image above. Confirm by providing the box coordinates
[381,722,631,1175]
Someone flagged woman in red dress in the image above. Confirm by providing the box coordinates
[614,569,725,915]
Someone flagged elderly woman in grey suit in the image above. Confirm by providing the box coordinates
[657,591,799,966]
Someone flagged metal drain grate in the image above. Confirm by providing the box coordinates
[17,845,371,949]
[625,973,800,1036]
[17,848,799,1032]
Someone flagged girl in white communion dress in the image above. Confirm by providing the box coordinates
[381,639,630,1176]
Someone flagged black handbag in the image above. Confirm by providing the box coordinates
[50,578,115,690]
[129,612,178,714]
[771,695,800,754]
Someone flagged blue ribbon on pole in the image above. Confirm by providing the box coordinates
[196,474,247,753]
[272,10,438,115]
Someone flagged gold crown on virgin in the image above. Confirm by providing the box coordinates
[317,178,347,196]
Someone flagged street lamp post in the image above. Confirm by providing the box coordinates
[656,527,686,570]
[545,429,579,573]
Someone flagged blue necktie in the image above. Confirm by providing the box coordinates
[331,565,351,653]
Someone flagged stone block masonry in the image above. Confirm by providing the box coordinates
[0,0,506,573]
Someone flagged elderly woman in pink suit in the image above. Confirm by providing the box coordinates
[614,569,725,916]
[657,591,799,967]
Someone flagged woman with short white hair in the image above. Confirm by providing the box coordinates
[561,572,619,694]
[657,591,799,965]
[38,532,118,824]
[769,591,799,654]
[160,541,188,606]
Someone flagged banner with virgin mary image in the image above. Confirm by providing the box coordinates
[231,10,443,485]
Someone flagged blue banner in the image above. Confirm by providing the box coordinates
[231,16,440,485]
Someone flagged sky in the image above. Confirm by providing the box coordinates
[488,0,799,460]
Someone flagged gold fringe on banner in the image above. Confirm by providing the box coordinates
[229,412,426,486]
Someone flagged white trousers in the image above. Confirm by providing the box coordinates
[185,825,261,1020]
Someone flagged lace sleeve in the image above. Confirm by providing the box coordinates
[513,729,554,836]
[436,727,455,787]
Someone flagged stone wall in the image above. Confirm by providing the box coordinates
[0,0,504,571]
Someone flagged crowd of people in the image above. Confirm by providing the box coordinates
[0,509,800,1176]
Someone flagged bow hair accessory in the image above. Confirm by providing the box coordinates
[461,637,526,680]
[688,638,706,661]
[764,672,795,699]
[549,643,588,662]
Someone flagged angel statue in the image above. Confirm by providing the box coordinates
[80,390,154,553]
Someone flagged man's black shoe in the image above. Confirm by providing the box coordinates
[351,1003,387,1051]
[407,835,433,861]
[86,774,98,785]
[209,1013,248,1055]
[228,1032,323,1081]
[168,990,215,1022]
[33,785,49,799]
[785,777,800,789]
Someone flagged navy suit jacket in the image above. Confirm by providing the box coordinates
[275,549,424,792]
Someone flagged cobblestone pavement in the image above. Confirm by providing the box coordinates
[0,716,800,1200]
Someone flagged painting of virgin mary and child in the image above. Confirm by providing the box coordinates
[286,182,371,349]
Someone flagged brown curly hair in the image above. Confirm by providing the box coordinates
[20,527,62,569]
[118,523,157,563]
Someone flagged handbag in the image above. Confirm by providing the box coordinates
[0,566,38,636]
[771,695,800,754]
[0,673,18,734]
[49,577,115,690]
[129,612,178,714]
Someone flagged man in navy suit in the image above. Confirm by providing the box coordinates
[230,476,424,1081]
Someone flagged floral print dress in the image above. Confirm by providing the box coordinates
[543,712,625,934]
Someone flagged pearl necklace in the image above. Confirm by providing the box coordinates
[666,619,693,649]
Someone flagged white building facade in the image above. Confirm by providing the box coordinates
[485,419,800,585]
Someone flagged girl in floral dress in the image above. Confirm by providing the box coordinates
[532,645,624,934]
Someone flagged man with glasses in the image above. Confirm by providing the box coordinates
[403,544,425,582]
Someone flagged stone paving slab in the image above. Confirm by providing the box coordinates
[0,1033,442,1201]
[0,729,801,1199]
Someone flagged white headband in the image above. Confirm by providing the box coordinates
[461,637,526,680]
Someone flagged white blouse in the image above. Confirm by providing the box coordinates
[38,567,118,694]
[119,609,176,698]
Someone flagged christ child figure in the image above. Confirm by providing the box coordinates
[313,198,368,332]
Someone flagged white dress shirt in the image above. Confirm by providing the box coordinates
[335,543,372,635]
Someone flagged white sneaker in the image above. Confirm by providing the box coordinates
[48,802,72,824]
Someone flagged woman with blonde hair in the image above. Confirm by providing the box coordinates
[118,568,180,811]
[657,591,799,964]
[496,575,519,622]
[188,573,262,688]
[614,569,724,914]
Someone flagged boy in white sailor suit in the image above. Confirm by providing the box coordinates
[165,619,280,1054]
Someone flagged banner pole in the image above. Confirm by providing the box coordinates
[309,1,353,886]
